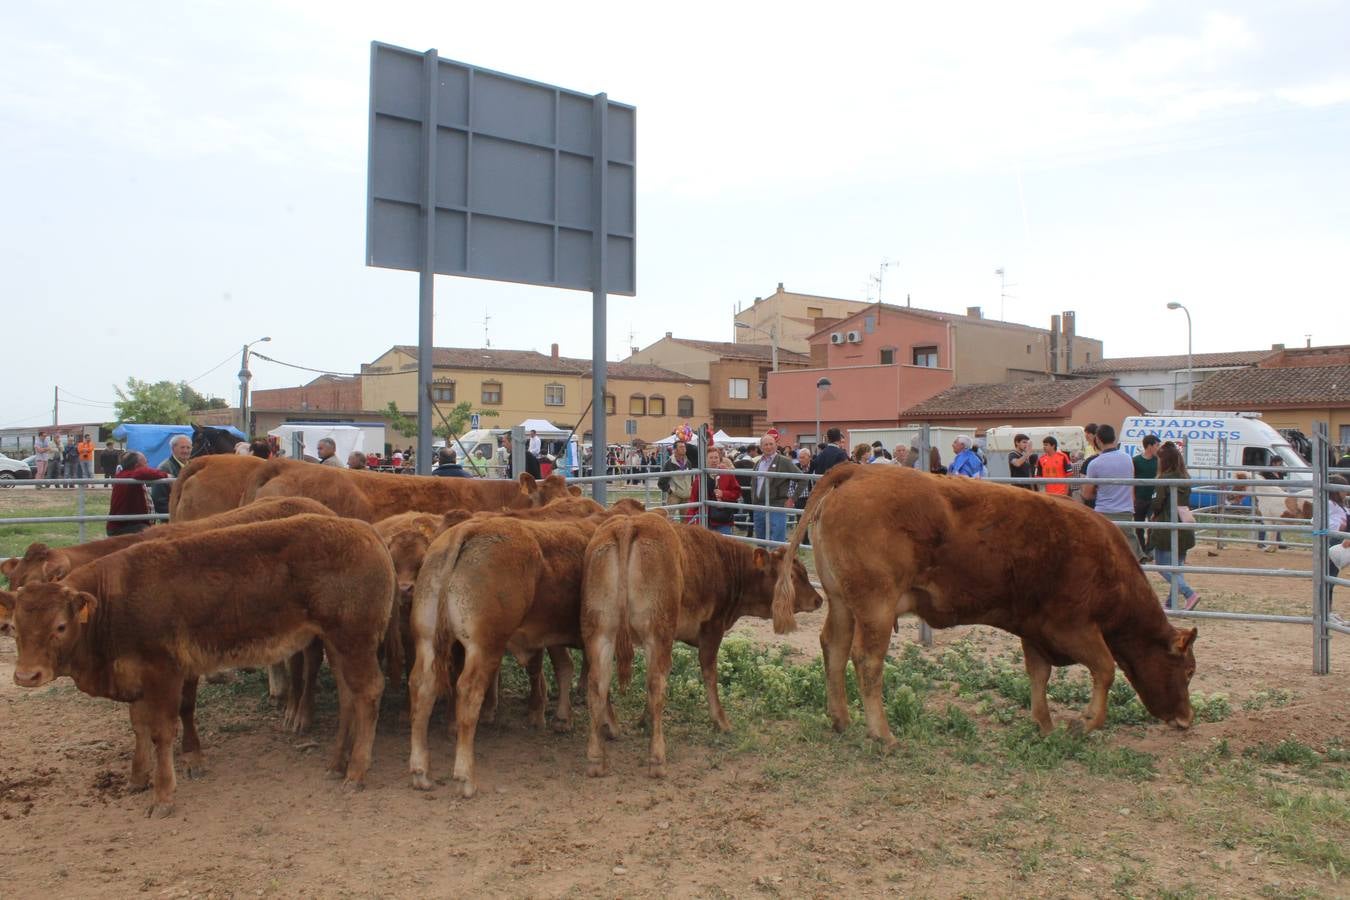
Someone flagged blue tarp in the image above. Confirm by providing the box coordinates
[111,423,246,469]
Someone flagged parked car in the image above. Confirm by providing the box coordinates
[0,455,34,482]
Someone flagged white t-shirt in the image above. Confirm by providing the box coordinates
[528,435,542,455]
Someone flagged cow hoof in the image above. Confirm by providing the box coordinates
[551,717,572,734]
[128,777,151,794]
[411,771,434,791]
[341,778,365,795]
[601,722,619,741]
[185,765,208,781]
[458,780,477,799]
[526,715,545,731]
[829,717,849,734]
[586,761,609,778]
[648,762,667,779]
[324,767,345,781]
[712,718,732,734]
[147,802,175,819]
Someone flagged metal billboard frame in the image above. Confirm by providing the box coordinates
[366,42,635,484]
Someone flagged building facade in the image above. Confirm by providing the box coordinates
[360,345,710,444]
[899,379,1147,434]
[1071,350,1272,411]
[733,284,873,355]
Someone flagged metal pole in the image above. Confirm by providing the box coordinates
[1312,421,1330,675]
[590,91,610,505]
[815,389,821,448]
[77,481,87,544]
[1186,308,1193,410]
[917,423,934,648]
[511,425,526,483]
[1168,478,1180,610]
[238,344,250,435]
[415,48,440,476]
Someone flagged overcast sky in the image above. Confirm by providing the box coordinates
[4,0,1347,427]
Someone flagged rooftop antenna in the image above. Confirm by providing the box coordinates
[868,258,898,303]
[995,267,1018,321]
[482,307,492,348]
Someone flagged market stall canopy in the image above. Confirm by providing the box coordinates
[515,419,570,440]
[112,423,246,469]
[268,424,368,462]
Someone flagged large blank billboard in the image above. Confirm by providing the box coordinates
[367,43,636,295]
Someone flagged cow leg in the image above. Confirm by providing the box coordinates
[575,655,590,707]
[819,596,856,733]
[1021,639,1054,735]
[179,677,206,779]
[1071,631,1115,734]
[524,650,547,730]
[128,705,153,793]
[854,612,898,749]
[283,651,305,732]
[451,644,503,798]
[645,636,673,778]
[298,639,323,734]
[330,639,384,791]
[324,646,354,778]
[548,646,575,732]
[408,632,442,791]
[266,661,289,706]
[698,628,732,733]
[584,631,615,777]
[134,683,181,818]
[383,603,405,692]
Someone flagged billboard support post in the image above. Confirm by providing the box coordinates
[591,92,609,503]
[416,48,439,475]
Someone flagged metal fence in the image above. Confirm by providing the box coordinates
[5,423,1345,675]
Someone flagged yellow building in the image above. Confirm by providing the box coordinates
[361,345,710,444]
[734,284,873,355]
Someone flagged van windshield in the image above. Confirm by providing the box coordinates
[1272,445,1307,468]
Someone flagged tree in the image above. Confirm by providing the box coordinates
[384,400,498,440]
[113,378,190,425]
[179,383,228,412]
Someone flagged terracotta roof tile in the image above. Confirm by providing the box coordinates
[667,337,811,365]
[1072,351,1270,374]
[902,379,1118,417]
[1187,365,1350,407]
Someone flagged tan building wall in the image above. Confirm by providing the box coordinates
[627,337,715,380]
[360,347,710,445]
[946,318,1102,384]
[734,285,872,354]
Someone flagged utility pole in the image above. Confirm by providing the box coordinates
[53,386,59,427]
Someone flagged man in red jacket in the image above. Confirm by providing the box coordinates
[108,451,171,536]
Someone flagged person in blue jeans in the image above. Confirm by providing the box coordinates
[751,433,798,544]
[1149,442,1201,610]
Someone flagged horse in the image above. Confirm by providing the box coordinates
[189,424,241,459]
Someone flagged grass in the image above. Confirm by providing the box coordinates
[0,491,112,558]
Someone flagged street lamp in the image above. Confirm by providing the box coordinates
[734,320,779,372]
[815,377,832,447]
[238,336,272,436]
[1166,302,1192,409]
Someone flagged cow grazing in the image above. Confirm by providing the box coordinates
[580,513,822,777]
[168,454,267,522]
[3,496,336,589]
[0,515,395,817]
[243,458,572,522]
[771,465,1198,747]
[407,504,642,797]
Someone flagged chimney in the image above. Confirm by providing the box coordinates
[776,282,784,293]
[665,331,672,339]
[550,343,559,360]
[1049,314,1062,374]
[1062,311,1076,370]
[966,306,982,319]
[630,346,638,357]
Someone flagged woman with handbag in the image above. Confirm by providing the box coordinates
[1149,441,1201,610]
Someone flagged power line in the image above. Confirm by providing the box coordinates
[250,351,404,378]
[58,387,118,407]
[184,349,243,386]
[0,411,51,428]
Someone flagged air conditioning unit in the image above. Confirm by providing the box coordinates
[830,332,845,345]
[846,330,862,343]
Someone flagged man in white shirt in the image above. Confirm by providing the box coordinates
[528,429,542,456]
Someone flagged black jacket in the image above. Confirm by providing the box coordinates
[432,463,472,478]
[810,444,849,476]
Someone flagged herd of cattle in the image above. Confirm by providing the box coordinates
[0,455,1199,818]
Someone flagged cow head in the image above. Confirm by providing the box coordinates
[2,543,72,588]
[385,530,432,601]
[1118,626,1198,729]
[535,474,574,506]
[1,582,97,688]
[742,548,822,620]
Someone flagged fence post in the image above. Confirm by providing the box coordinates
[1312,422,1330,675]
[1168,482,1180,610]
[1215,434,1227,551]
[697,466,708,528]
[77,480,87,544]
[917,423,935,649]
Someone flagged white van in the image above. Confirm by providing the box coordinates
[983,426,1088,479]
[1119,411,1308,509]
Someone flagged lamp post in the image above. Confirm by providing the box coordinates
[734,320,779,372]
[238,336,272,436]
[815,377,832,446]
[1166,302,1192,409]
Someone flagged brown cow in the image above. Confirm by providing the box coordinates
[772,465,1198,747]
[168,454,267,521]
[581,513,822,777]
[3,496,335,588]
[407,505,643,797]
[0,515,395,817]
[243,458,572,521]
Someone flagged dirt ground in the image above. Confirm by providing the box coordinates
[2,542,1346,898]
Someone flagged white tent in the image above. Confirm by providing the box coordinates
[516,419,570,439]
[268,424,367,461]
[713,431,761,446]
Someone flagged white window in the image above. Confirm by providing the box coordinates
[544,383,565,406]
[1138,388,1164,411]
[912,346,938,367]
[729,378,749,400]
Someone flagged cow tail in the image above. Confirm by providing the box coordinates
[613,520,636,690]
[773,465,855,633]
